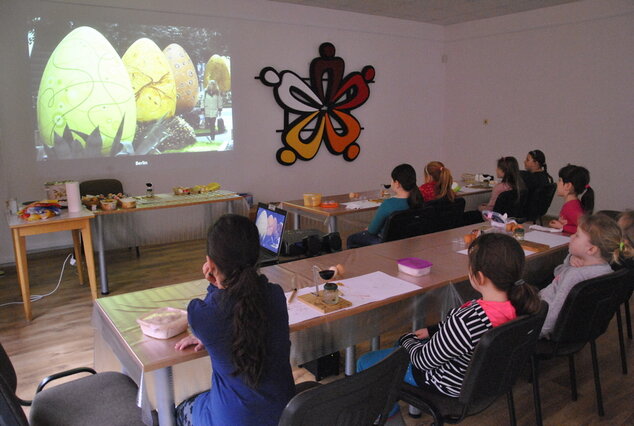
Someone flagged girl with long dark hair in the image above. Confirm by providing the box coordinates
[174,215,295,426]
[347,163,423,248]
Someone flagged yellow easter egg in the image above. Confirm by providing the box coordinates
[203,55,231,93]
[122,38,176,122]
[36,26,137,155]
[163,43,199,114]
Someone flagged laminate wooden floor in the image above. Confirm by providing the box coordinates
[0,240,632,425]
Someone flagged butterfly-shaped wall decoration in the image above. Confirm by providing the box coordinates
[258,42,375,166]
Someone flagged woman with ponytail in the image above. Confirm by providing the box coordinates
[357,233,541,405]
[347,163,423,248]
[521,149,553,193]
[419,161,456,203]
[549,164,594,234]
[174,215,295,426]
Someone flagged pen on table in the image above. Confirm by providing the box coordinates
[288,288,297,303]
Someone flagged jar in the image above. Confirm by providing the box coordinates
[322,282,339,305]
[513,227,525,241]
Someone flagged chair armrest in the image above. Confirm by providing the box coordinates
[294,381,321,395]
[36,367,97,393]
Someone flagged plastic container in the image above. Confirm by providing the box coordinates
[120,197,137,209]
[137,307,188,339]
[303,193,322,207]
[397,258,433,276]
[99,199,117,211]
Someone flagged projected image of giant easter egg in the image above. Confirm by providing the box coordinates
[203,55,231,93]
[123,38,176,122]
[163,43,198,114]
[37,26,137,156]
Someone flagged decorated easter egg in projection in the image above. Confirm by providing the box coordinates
[123,38,177,122]
[203,55,231,93]
[37,26,137,155]
[163,43,199,114]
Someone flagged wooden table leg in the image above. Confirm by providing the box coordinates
[80,221,98,300]
[71,229,86,285]
[11,229,32,321]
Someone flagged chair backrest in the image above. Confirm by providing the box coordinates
[79,179,124,196]
[426,197,466,232]
[458,301,548,413]
[0,342,29,426]
[493,189,527,218]
[550,269,628,345]
[278,347,409,426]
[525,183,556,222]
[383,206,436,242]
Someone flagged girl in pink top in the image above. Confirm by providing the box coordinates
[549,164,594,234]
[479,156,525,212]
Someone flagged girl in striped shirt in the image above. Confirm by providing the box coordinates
[358,233,541,405]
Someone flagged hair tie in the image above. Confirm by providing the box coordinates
[619,241,625,252]
[514,279,525,287]
[585,184,590,189]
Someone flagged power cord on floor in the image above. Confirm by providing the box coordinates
[0,253,73,307]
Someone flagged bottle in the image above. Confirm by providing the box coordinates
[146,183,154,198]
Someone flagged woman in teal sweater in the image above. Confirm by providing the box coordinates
[347,164,424,248]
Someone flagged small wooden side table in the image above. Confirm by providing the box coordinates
[7,209,98,321]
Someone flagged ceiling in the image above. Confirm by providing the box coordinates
[269,0,582,25]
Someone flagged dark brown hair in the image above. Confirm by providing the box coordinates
[392,163,424,209]
[558,164,594,214]
[207,214,267,387]
[468,233,541,316]
[497,156,526,201]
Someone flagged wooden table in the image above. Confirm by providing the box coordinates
[280,185,492,233]
[92,191,244,294]
[8,209,98,321]
[93,224,568,425]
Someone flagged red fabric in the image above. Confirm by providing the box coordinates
[559,199,584,234]
[476,300,517,326]
[460,300,516,326]
[419,181,437,202]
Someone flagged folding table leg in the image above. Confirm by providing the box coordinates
[154,367,176,426]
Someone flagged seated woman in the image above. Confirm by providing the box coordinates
[419,161,456,203]
[174,214,295,426]
[347,163,423,249]
[520,149,553,193]
[478,156,525,212]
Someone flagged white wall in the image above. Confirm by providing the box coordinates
[0,0,446,263]
[443,0,634,214]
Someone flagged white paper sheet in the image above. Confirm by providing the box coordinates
[286,271,421,325]
[529,224,563,233]
[456,248,535,256]
[524,231,570,247]
[457,187,485,193]
[342,200,381,210]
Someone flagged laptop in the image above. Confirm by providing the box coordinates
[254,203,288,266]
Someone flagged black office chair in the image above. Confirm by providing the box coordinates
[493,189,527,218]
[426,197,466,232]
[399,301,548,426]
[0,341,145,426]
[613,266,633,375]
[80,178,140,258]
[530,269,628,423]
[524,183,556,224]
[383,205,436,242]
[279,347,409,426]
[79,179,124,197]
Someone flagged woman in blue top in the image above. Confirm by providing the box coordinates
[347,163,424,248]
[174,214,295,426]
